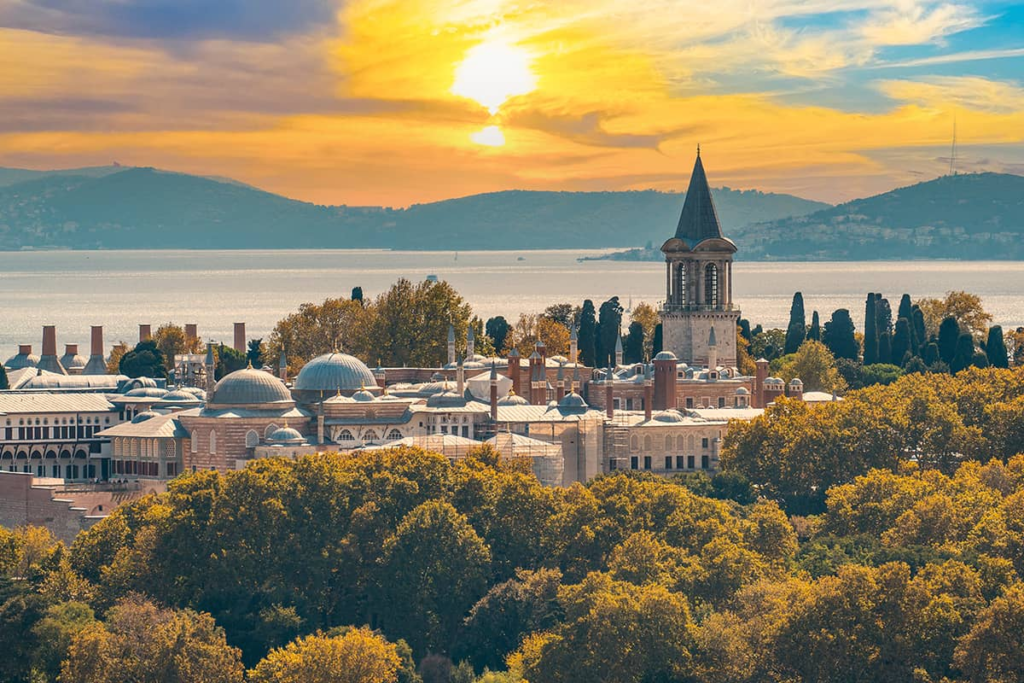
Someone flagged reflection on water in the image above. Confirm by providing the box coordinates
[1,249,1022,356]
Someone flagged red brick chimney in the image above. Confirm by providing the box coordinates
[64,344,78,356]
[644,373,653,421]
[19,344,32,356]
[91,326,103,356]
[508,349,521,397]
[754,358,769,408]
[139,324,152,343]
[185,323,198,340]
[605,374,614,420]
[42,326,57,356]
[653,351,677,410]
[234,323,246,353]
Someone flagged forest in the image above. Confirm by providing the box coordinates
[4,366,1024,683]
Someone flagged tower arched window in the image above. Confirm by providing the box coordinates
[704,263,719,308]
[209,431,217,454]
[245,430,259,448]
[675,264,687,305]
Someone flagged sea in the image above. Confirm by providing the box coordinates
[2,249,1022,358]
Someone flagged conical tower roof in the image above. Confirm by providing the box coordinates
[674,148,724,246]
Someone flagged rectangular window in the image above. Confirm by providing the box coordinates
[676,456,684,469]
[643,456,651,470]
[630,456,638,470]
[701,455,710,469]
[687,455,695,469]
[702,437,709,449]
[718,397,726,408]
[664,456,672,469]
[626,398,634,410]
[685,397,693,409]
[613,398,621,410]
[461,426,468,438]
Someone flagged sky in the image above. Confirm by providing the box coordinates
[0,0,1022,206]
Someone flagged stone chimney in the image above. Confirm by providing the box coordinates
[139,324,152,343]
[707,326,718,371]
[83,326,107,375]
[508,348,521,397]
[456,356,465,396]
[754,358,769,408]
[185,323,198,340]
[653,351,677,411]
[605,370,614,420]
[37,325,67,375]
[233,323,246,353]
[569,324,578,365]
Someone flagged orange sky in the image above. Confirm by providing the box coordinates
[0,0,1022,205]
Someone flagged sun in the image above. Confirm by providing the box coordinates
[451,36,537,115]
[470,125,506,147]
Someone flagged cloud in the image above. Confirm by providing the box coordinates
[0,0,338,41]
[858,1,986,46]
[874,47,1024,68]
[879,75,1024,113]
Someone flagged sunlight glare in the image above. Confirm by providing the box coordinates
[452,37,536,114]
[470,125,506,146]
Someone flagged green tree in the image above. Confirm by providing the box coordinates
[652,323,663,356]
[864,293,878,365]
[623,321,644,363]
[378,501,492,655]
[823,309,858,360]
[784,292,806,355]
[776,340,846,393]
[106,341,130,374]
[31,601,97,680]
[891,317,913,366]
[577,300,597,367]
[0,364,9,390]
[118,340,168,379]
[266,296,369,375]
[154,323,200,362]
[485,316,510,354]
[595,297,623,369]
[986,326,1009,369]
[61,596,244,683]
[918,291,992,338]
[247,338,264,368]
[352,286,364,304]
[249,628,403,683]
[630,302,660,359]
[952,333,975,373]
[542,303,577,328]
[954,583,1024,683]
[807,310,821,342]
[938,316,962,365]
[215,343,248,379]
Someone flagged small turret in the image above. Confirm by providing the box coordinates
[447,324,456,366]
[570,324,579,365]
[467,325,475,359]
[614,332,623,367]
[279,348,288,383]
[205,342,216,395]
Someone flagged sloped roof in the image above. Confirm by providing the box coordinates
[674,151,724,246]
[97,413,189,439]
[0,392,116,415]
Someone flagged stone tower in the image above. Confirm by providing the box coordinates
[660,149,739,368]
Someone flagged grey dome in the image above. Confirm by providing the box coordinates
[497,392,529,406]
[211,367,292,405]
[159,389,202,404]
[6,348,40,370]
[183,387,207,399]
[559,392,588,409]
[294,353,377,393]
[124,377,159,389]
[126,387,169,398]
[735,387,750,395]
[60,352,88,370]
[131,410,161,423]
[268,426,305,444]
[654,351,678,361]
[352,388,376,402]
[654,409,686,423]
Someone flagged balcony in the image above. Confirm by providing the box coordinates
[661,303,739,313]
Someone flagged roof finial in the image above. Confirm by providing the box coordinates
[696,143,700,157]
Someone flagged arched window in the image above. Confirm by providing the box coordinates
[191,432,198,453]
[209,431,217,454]
[363,429,379,443]
[264,423,279,439]
[665,435,673,450]
[643,435,652,451]
[245,430,259,448]
[704,263,718,307]
[676,435,685,450]
[630,435,639,451]
[386,429,403,441]
[675,263,687,305]
[338,430,355,442]
[687,435,695,450]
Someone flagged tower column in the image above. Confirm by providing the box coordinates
[697,262,705,308]
[718,260,726,310]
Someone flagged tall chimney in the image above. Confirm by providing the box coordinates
[234,323,246,353]
[754,358,769,408]
[83,326,107,375]
[185,324,198,340]
[653,351,677,411]
[508,349,521,397]
[37,325,67,375]
[489,363,498,421]
[139,324,152,343]
[644,367,653,421]
[605,371,614,420]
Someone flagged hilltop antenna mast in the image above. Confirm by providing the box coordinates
[948,116,958,176]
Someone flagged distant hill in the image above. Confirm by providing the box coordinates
[0,165,827,251]
[735,173,1024,260]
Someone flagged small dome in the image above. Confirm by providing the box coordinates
[735,387,750,395]
[60,352,88,370]
[268,426,305,444]
[418,381,454,396]
[183,387,207,399]
[131,410,161,423]
[352,388,377,402]
[549,355,568,364]
[5,348,40,370]
[293,353,377,393]
[559,392,588,409]
[654,351,678,361]
[654,409,686,423]
[159,389,201,404]
[210,367,292,406]
[125,387,169,398]
[497,392,529,406]
[124,377,159,390]
[789,378,804,386]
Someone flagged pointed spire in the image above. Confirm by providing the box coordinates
[674,149,724,246]
[709,326,717,347]
[490,361,497,381]
[570,324,578,341]
[448,324,455,343]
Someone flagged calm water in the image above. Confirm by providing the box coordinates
[1,249,1022,358]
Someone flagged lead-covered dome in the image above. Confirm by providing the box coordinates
[210,367,292,406]
[294,353,377,393]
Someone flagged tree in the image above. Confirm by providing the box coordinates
[154,323,200,362]
[106,341,130,374]
[877,330,892,365]
[630,302,660,359]
[955,584,1024,682]
[542,303,577,328]
[751,328,786,361]
[364,279,473,367]
[577,300,597,367]
[784,292,806,355]
[918,291,993,338]
[595,297,623,369]
[31,601,97,680]
[485,317,510,354]
[249,628,402,683]
[912,306,927,353]
[891,318,913,366]
[118,340,168,379]
[351,286,363,304]
[938,316,961,365]
[266,296,369,374]
[823,309,858,360]
[952,332,975,373]
[61,596,244,683]
[986,326,1009,368]
[247,338,264,368]
[776,340,846,393]
[897,293,914,325]
[0,365,7,390]
[510,314,569,357]
[378,501,492,655]
[807,311,821,342]
[215,343,247,379]
[864,293,878,365]
[652,323,663,357]
[623,322,644,363]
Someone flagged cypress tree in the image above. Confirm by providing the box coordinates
[0,364,8,391]
[652,323,663,356]
[912,306,927,352]
[351,286,363,304]
[875,296,893,338]
[938,316,960,365]
[972,351,990,369]
[892,318,912,366]
[986,325,1009,368]
[624,322,644,363]
[738,318,752,343]
[864,294,878,365]
[924,341,940,366]
[877,330,892,366]
[951,332,975,373]
[596,297,623,369]
[823,309,858,360]
[807,311,821,342]
[898,294,913,324]
[577,300,597,367]
[784,292,806,355]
